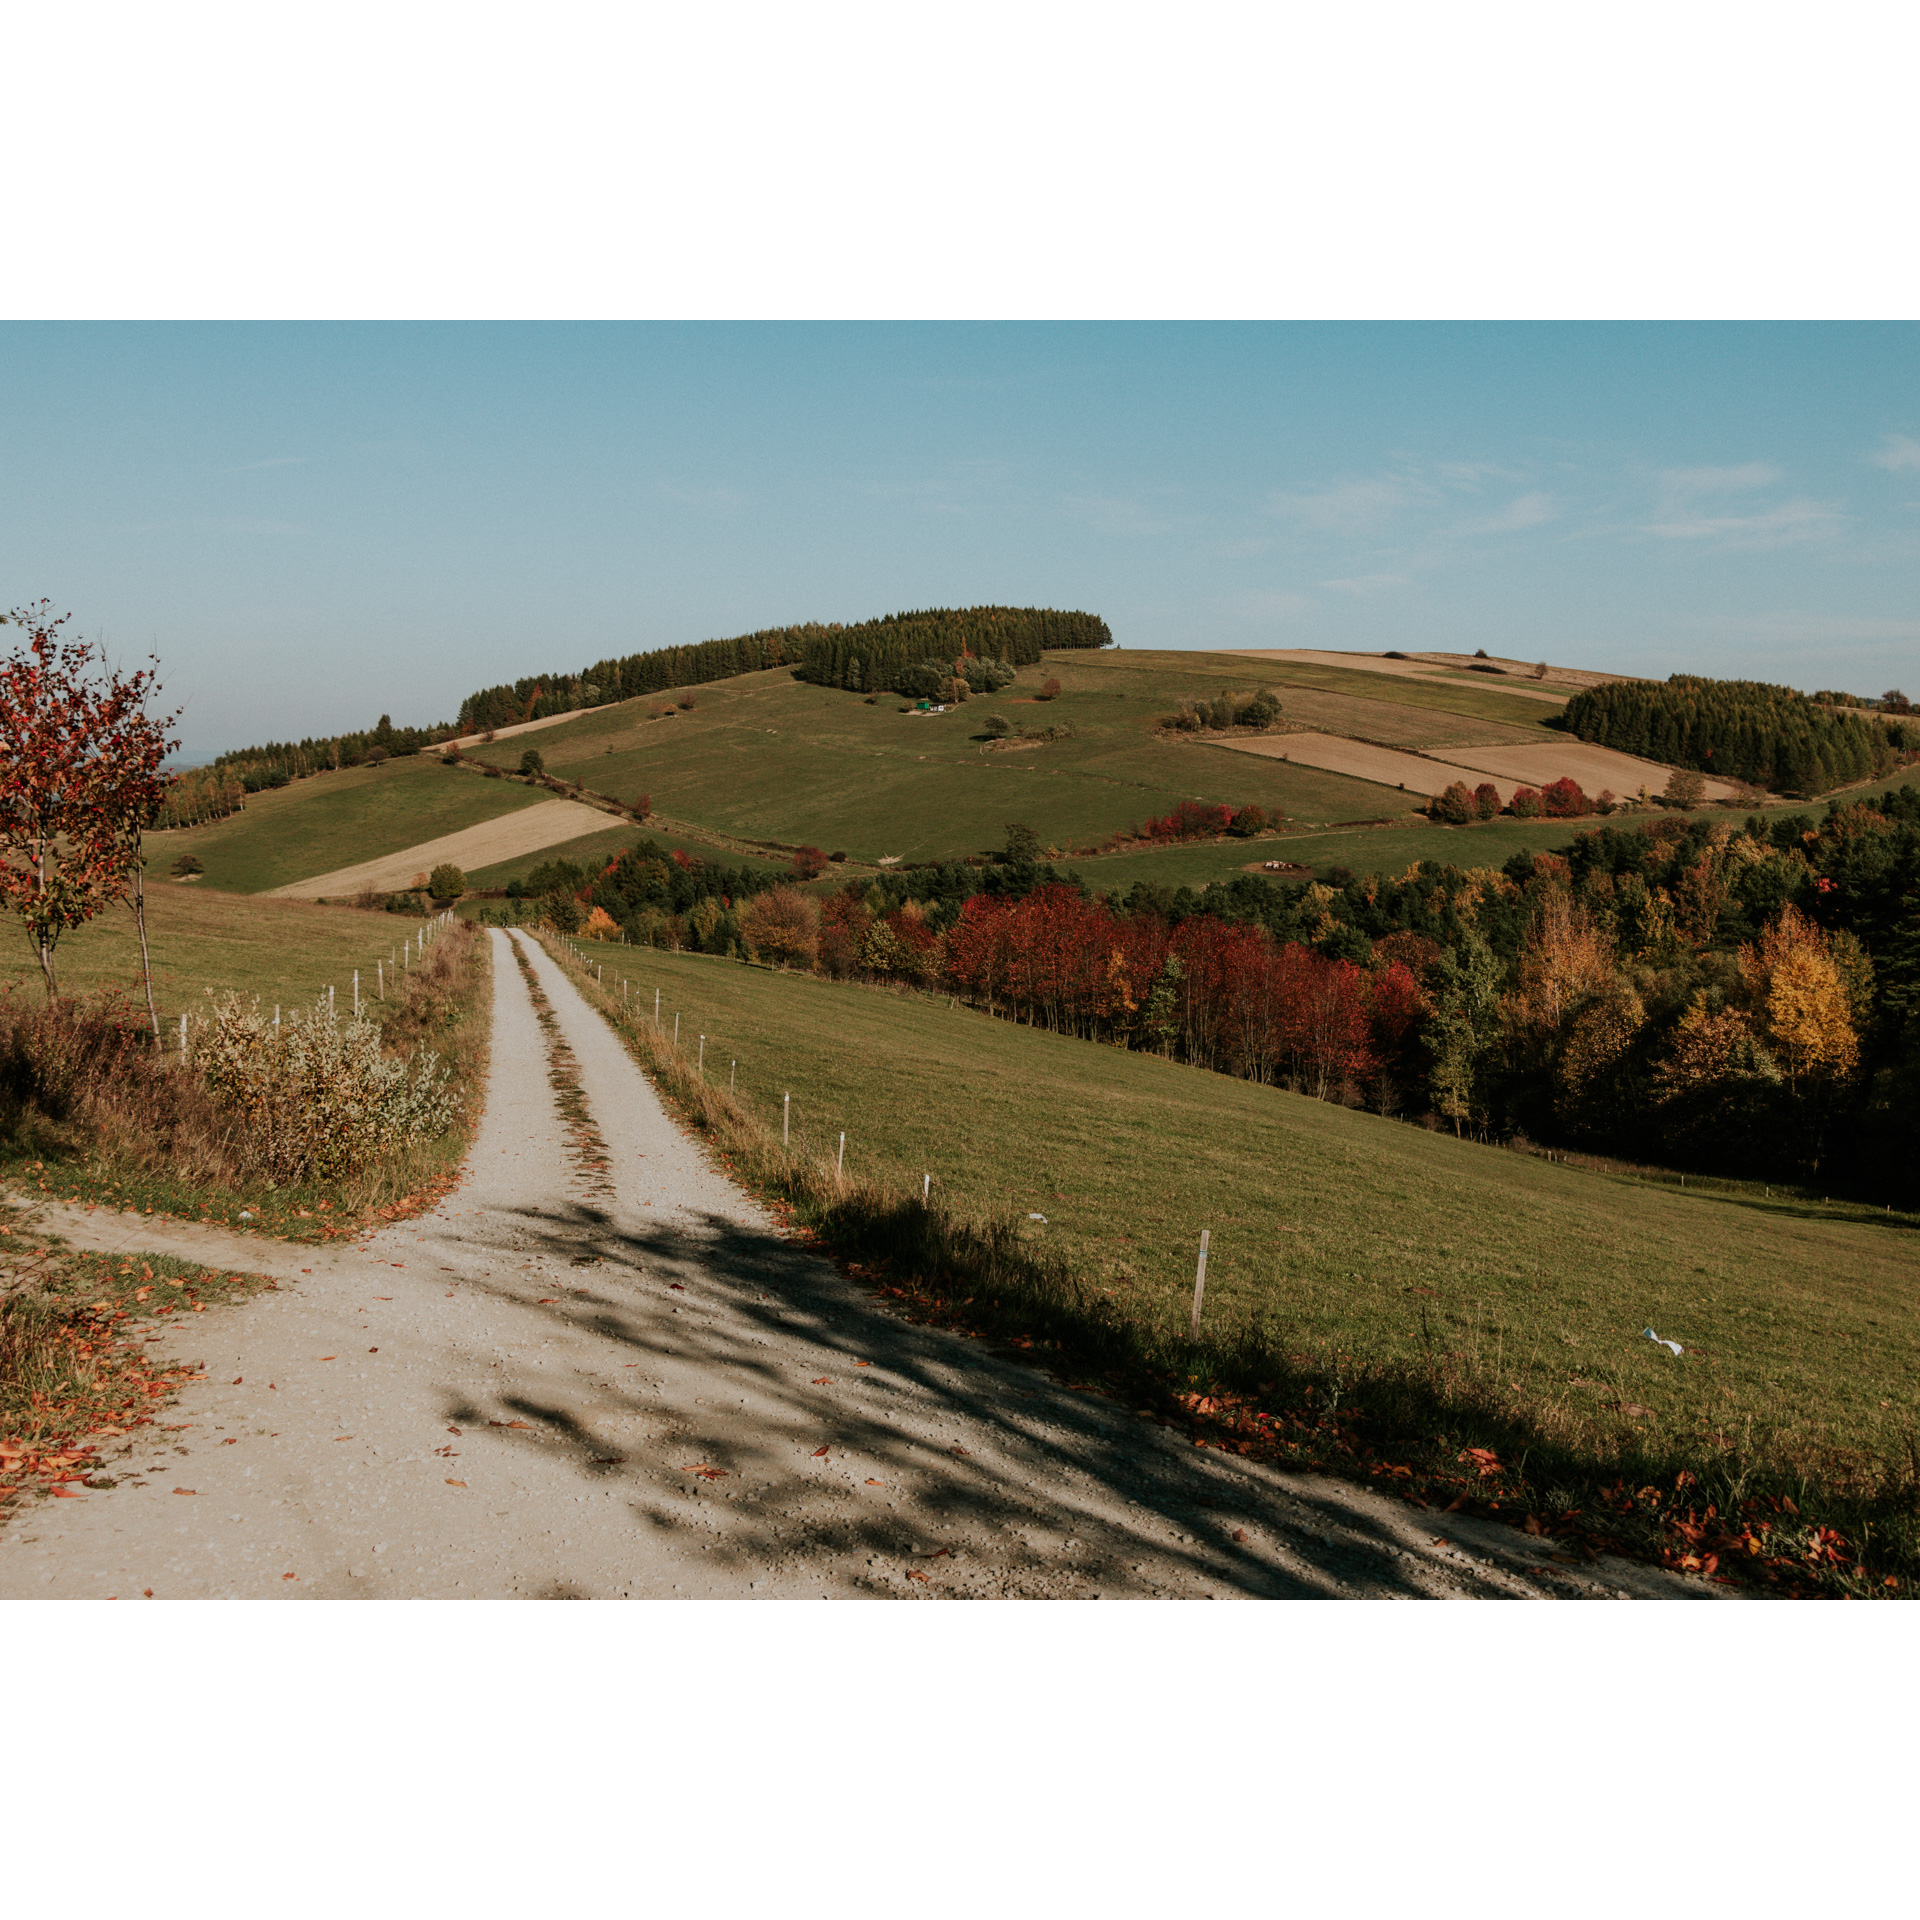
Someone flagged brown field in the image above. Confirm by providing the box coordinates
[1436,740,1743,803]
[445,702,621,752]
[1207,731,1462,800]
[1211,731,1744,806]
[267,796,614,899]
[1228,648,1608,702]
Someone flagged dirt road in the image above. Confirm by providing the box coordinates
[0,931,1705,1600]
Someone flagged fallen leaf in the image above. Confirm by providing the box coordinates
[812,1377,833,1386]
[918,1547,951,1560]
[668,1283,685,1292]
[682,1464,728,1480]
[332,1435,354,1442]
[373,1296,392,1301]
[318,1355,336,1362]
[489,1419,531,1430]
[447,1427,462,1435]
[591,1455,625,1465]
[906,1569,930,1582]
[865,1478,884,1486]
[51,1485,85,1498]
[1430,1536,1449,1548]
[282,1573,298,1580]
[855,1360,871,1368]
[812,1445,830,1457]
[143,1589,152,1597]
[538,1298,559,1304]
[232,1377,242,1385]
[221,1438,238,1446]
[446,1479,467,1488]
[1232,1528,1248,1543]
[173,1488,197,1496]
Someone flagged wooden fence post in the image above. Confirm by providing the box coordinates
[1190,1229,1210,1340]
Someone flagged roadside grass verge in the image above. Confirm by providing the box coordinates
[546,934,1920,1597]
[144,752,545,894]
[0,923,492,1244]
[0,1238,279,1515]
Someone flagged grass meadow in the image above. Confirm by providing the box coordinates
[562,938,1920,1546]
[0,885,430,1025]
[144,754,545,894]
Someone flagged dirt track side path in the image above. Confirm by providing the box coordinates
[0,931,1708,1601]
[266,798,613,900]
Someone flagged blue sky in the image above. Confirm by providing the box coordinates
[2,322,1915,754]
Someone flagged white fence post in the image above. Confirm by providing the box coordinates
[1190,1229,1211,1340]
[783,1092,790,1146]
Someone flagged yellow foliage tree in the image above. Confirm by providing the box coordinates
[1554,980,1647,1118]
[582,906,620,942]
[1653,997,1778,1104]
[1737,902,1859,1089]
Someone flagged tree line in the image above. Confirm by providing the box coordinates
[541,790,1920,1206]
[209,714,457,787]
[456,605,1112,731]
[1561,675,1919,795]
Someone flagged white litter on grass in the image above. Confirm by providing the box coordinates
[1643,1327,1683,1356]
[1028,1213,1047,1223]
[239,1210,253,1221]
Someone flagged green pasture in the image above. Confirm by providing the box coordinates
[0,885,429,1022]
[462,661,1414,863]
[564,939,1920,1494]
[145,755,545,894]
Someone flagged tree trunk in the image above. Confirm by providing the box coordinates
[132,845,162,1046]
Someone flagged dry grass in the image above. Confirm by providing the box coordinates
[0,925,492,1239]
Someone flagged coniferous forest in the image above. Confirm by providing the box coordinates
[1562,675,1918,795]
[455,605,1112,733]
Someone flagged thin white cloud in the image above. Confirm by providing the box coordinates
[1319,572,1407,596]
[1469,490,1556,534]
[1646,498,1842,546]
[1871,433,1920,471]
[1658,462,1782,500]
[1268,476,1417,535]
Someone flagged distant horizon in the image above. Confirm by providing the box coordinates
[6,323,1915,751]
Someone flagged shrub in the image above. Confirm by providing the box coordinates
[171,852,205,878]
[365,746,389,765]
[519,748,544,776]
[1229,804,1268,837]
[1473,782,1501,821]
[676,692,696,710]
[982,715,1012,738]
[790,846,829,882]
[1509,786,1544,818]
[1474,647,1490,658]
[191,992,457,1185]
[1539,776,1591,818]
[1036,676,1062,701]
[738,887,819,969]
[482,765,503,779]
[428,862,467,901]
[1432,781,1475,824]
[1239,691,1282,729]
[633,792,651,819]
[1664,766,1707,810]
[1532,661,1549,680]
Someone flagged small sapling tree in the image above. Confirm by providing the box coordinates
[428,862,467,902]
[0,602,177,1014]
[519,747,544,776]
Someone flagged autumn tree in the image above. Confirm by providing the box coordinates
[0,603,176,1014]
[1738,902,1859,1089]
[1424,931,1502,1135]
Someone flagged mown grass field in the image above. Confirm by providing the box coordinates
[145,754,545,894]
[462,656,1424,862]
[0,884,427,1023]
[564,939,1920,1510]
[458,820,795,894]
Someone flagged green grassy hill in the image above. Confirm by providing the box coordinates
[145,755,548,894]
[455,648,1580,865]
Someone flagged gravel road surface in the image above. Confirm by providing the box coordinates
[0,930,1705,1600]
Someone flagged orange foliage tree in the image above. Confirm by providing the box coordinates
[1737,902,1859,1089]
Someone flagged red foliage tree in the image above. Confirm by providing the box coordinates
[791,845,829,881]
[1539,776,1591,818]
[0,603,177,1016]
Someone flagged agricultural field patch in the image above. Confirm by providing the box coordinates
[146,755,546,895]
[267,796,611,899]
